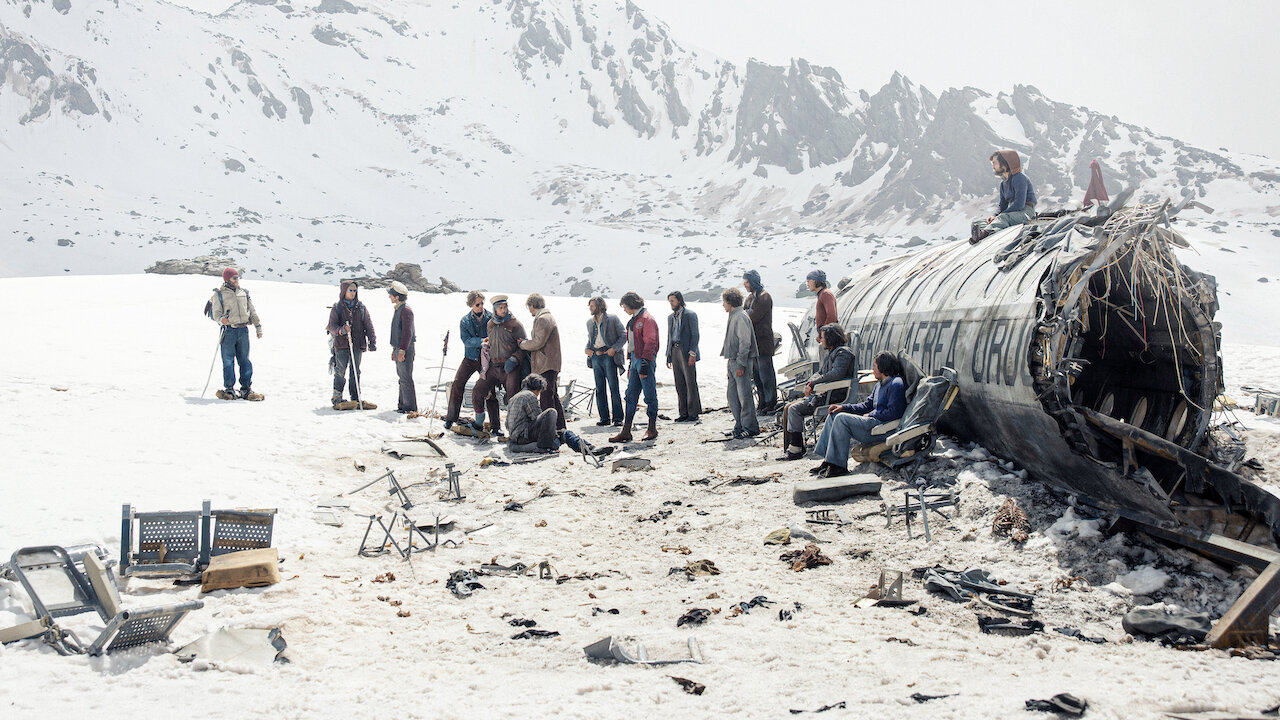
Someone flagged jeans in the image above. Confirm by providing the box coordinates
[977,205,1034,234]
[785,397,820,433]
[624,360,658,423]
[220,325,252,390]
[333,348,363,399]
[815,412,886,468]
[540,369,567,430]
[670,343,702,417]
[396,345,417,412]
[591,355,624,422]
[727,361,759,434]
[752,352,776,410]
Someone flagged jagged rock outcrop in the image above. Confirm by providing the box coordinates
[145,255,232,276]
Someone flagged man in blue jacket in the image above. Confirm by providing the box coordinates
[666,291,702,422]
[812,351,906,478]
[444,290,492,429]
[972,149,1037,243]
[584,296,626,426]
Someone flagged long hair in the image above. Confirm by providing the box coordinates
[819,323,847,349]
[620,292,644,311]
[872,350,901,378]
[589,296,607,314]
[668,291,685,307]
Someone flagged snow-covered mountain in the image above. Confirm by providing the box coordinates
[3,0,1279,304]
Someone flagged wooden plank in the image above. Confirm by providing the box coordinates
[1206,560,1280,649]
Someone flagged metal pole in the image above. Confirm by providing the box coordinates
[345,321,364,410]
[202,311,229,398]
[426,331,450,434]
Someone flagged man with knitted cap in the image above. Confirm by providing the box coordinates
[208,267,264,401]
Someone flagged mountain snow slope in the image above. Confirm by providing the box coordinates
[2,0,1279,324]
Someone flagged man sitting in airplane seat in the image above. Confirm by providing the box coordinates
[810,350,907,479]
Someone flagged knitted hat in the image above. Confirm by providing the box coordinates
[222,267,239,282]
[806,269,827,285]
[387,281,409,298]
[490,294,509,308]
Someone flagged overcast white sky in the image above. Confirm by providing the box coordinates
[168,0,1280,160]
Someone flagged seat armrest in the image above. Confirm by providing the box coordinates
[871,418,900,435]
[887,423,930,447]
[811,379,852,395]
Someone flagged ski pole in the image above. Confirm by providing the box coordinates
[426,330,450,434]
[202,310,230,398]
[346,320,364,410]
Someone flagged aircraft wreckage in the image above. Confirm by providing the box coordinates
[792,193,1280,553]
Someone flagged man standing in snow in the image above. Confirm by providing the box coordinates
[971,149,1037,243]
[327,280,377,409]
[665,291,702,422]
[519,293,565,430]
[585,295,626,426]
[807,269,837,361]
[611,292,660,443]
[721,287,760,438]
[743,269,776,414]
[470,294,526,435]
[208,267,263,401]
[444,291,492,429]
[388,281,417,414]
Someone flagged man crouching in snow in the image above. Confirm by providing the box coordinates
[209,267,263,401]
[507,373,560,452]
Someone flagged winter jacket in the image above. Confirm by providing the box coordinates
[520,309,562,375]
[745,290,774,356]
[585,313,626,371]
[505,389,542,444]
[721,307,759,371]
[815,288,837,330]
[327,281,376,352]
[209,283,261,329]
[840,375,907,424]
[626,309,660,365]
[807,345,855,404]
[460,310,493,361]
[487,316,527,364]
[391,303,416,352]
[666,307,701,363]
[994,150,1036,215]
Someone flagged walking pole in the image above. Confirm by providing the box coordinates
[202,310,230,399]
[345,321,364,410]
[426,331,450,435]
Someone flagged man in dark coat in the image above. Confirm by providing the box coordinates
[327,280,377,408]
[445,290,492,429]
[470,294,526,434]
[585,296,626,426]
[743,269,777,414]
[666,291,702,422]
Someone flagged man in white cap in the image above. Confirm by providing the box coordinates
[208,266,263,401]
[387,281,417,413]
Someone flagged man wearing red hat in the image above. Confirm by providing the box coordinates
[208,267,264,401]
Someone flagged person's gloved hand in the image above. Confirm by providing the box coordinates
[504,357,519,373]
[256,326,263,339]
[369,345,377,353]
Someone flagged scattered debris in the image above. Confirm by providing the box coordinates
[730,596,776,616]
[175,628,288,667]
[534,519,547,527]
[509,618,537,628]
[675,559,721,578]
[591,607,620,616]
[805,508,851,526]
[446,570,485,599]
[793,475,881,504]
[639,509,673,523]
[201,548,281,593]
[920,567,1034,615]
[778,602,803,621]
[612,457,652,472]
[716,473,780,489]
[992,498,1031,543]
[611,484,635,495]
[583,636,703,665]
[764,528,791,545]
[670,676,705,695]
[1054,627,1106,644]
[1025,693,1087,716]
[1122,606,1212,645]
[373,572,396,583]
[779,544,831,572]
[977,615,1045,636]
[855,570,915,608]
[347,469,414,510]
[885,636,917,646]
[661,545,692,555]
[396,609,411,617]
[689,477,712,486]
[504,502,524,512]
[910,693,954,703]
[676,608,711,627]
[511,629,559,640]
[788,701,846,714]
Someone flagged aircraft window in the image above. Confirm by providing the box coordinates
[1166,401,1188,442]
[1129,396,1148,428]
[956,262,995,300]
[930,262,967,304]
[1098,392,1115,416]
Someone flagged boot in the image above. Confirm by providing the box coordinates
[216,387,237,400]
[778,431,806,461]
[641,418,658,442]
[609,417,634,443]
[332,391,343,408]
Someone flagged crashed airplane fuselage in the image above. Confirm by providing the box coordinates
[796,199,1280,540]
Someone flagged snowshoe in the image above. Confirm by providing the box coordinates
[240,387,264,401]
[334,400,361,411]
[216,388,238,401]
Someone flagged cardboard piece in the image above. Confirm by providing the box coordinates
[201,548,281,593]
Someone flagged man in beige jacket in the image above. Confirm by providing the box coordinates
[519,294,565,430]
[208,267,263,401]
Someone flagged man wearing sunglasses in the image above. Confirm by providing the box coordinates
[444,290,492,430]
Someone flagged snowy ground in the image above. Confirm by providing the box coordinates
[2,274,1279,719]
